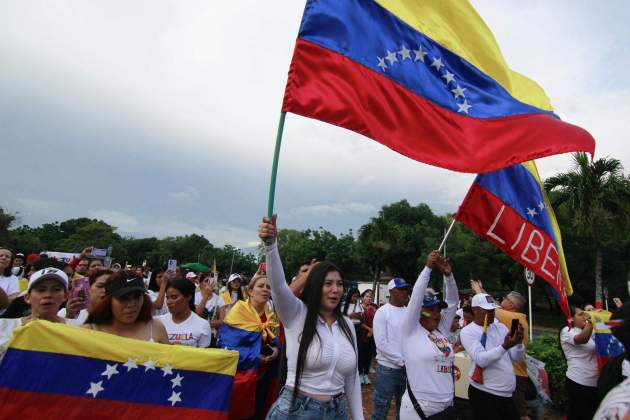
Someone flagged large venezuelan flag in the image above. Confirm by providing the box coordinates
[282,0,595,173]
[0,321,238,420]
[217,301,281,419]
[455,161,572,320]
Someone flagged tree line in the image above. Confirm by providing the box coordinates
[2,153,629,311]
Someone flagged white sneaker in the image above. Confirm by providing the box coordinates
[360,374,366,385]
[364,375,371,385]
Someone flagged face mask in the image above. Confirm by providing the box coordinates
[12,266,22,276]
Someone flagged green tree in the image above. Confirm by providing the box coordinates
[0,207,17,246]
[545,153,630,305]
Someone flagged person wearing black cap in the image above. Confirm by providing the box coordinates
[400,250,459,419]
[83,271,169,343]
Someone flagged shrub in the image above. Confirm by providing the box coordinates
[528,333,567,410]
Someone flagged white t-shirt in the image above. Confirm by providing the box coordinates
[560,326,598,387]
[460,321,525,397]
[194,292,225,318]
[148,290,168,316]
[158,312,211,348]
[346,301,364,325]
[0,318,22,361]
[57,308,89,326]
[594,376,630,420]
[373,303,407,368]
[0,275,20,316]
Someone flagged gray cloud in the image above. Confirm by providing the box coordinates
[1,1,628,249]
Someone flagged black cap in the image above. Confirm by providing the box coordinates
[105,272,146,297]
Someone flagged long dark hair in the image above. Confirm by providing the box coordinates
[293,261,356,400]
[167,278,196,311]
[342,288,360,316]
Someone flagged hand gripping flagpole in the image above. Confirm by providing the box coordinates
[265,112,287,244]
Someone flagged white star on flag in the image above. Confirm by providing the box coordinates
[168,391,182,406]
[143,358,157,371]
[430,57,443,70]
[101,364,119,380]
[161,364,174,377]
[451,85,466,99]
[123,358,138,371]
[399,45,411,60]
[413,46,427,62]
[526,207,539,217]
[457,100,472,114]
[171,373,184,388]
[377,57,387,71]
[385,50,398,65]
[538,201,545,211]
[86,381,105,398]
[442,71,455,84]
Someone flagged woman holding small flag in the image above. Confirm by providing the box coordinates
[560,306,599,420]
[400,250,459,419]
[218,271,281,419]
[259,215,363,420]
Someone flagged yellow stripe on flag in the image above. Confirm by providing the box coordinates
[376,0,554,111]
[522,161,573,296]
[9,321,238,376]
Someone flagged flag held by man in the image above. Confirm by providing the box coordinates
[455,161,572,320]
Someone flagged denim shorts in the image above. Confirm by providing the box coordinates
[266,387,348,420]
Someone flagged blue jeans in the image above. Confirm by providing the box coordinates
[371,363,406,420]
[266,387,348,420]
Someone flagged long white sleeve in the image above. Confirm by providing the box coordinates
[402,266,432,335]
[509,344,525,362]
[344,322,365,420]
[437,274,458,333]
[460,326,507,369]
[265,242,304,328]
[373,307,405,367]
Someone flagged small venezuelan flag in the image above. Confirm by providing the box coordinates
[0,321,238,420]
[589,311,626,371]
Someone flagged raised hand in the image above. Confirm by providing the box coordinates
[426,250,440,268]
[258,215,278,243]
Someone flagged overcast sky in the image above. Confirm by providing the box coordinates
[1,1,628,250]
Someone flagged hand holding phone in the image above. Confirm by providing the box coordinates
[510,319,520,337]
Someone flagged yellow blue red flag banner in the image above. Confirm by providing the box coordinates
[456,161,573,320]
[0,321,238,419]
[282,0,595,173]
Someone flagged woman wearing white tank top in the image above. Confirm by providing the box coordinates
[400,251,459,419]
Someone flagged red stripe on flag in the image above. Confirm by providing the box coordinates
[0,387,229,420]
[282,39,595,173]
[456,184,571,318]
[229,370,258,419]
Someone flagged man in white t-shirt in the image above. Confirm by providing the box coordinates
[460,293,525,420]
[371,277,410,420]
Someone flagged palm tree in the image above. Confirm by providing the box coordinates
[545,153,630,306]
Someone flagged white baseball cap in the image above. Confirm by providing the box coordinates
[185,272,198,280]
[471,293,499,310]
[228,273,242,283]
[28,267,69,292]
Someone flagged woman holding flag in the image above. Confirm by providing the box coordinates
[560,306,599,420]
[218,271,281,419]
[259,215,363,420]
[400,250,459,419]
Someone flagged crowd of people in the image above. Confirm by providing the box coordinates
[1,214,629,420]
